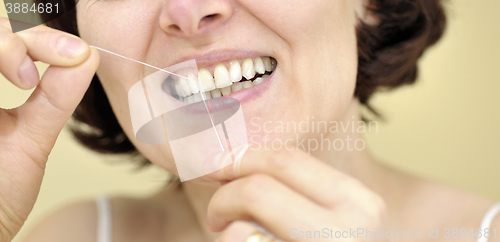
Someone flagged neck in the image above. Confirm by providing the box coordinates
[178,99,408,241]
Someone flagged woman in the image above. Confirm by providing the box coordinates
[0,0,498,241]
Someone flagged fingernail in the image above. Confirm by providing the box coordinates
[232,145,250,163]
[18,55,39,87]
[56,36,87,57]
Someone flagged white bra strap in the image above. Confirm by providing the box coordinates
[96,194,113,242]
[477,202,500,242]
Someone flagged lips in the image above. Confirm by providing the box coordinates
[170,56,277,103]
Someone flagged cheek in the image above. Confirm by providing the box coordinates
[77,2,179,172]
[241,0,359,140]
[94,67,179,174]
[77,1,161,88]
[241,0,358,101]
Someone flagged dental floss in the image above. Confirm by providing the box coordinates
[89,45,225,152]
[199,91,226,152]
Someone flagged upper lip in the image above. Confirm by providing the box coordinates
[170,48,274,68]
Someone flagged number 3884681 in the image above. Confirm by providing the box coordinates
[5,3,59,14]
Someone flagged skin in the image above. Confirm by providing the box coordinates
[0,0,498,242]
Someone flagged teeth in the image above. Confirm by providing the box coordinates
[211,89,222,98]
[229,60,243,83]
[253,77,264,85]
[263,57,272,72]
[254,74,269,85]
[187,72,200,94]
[174,57,275,103]
[179,77,192,97]
[242,58,256,80]
[198,68,216,92]
[220,86,231,96]
[231,82,243,93]
[214,63,232,88]
[204,91,212,100]
[175,82,186,97]
[193,93,202,103]
[243,81,253,89]
[254,57,265,74]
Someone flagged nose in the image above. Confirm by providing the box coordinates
[160,0,233,37]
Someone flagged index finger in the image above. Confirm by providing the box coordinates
[0,18,90,66]
[205,146,378,210]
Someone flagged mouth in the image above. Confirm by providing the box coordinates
[169,56,277,103]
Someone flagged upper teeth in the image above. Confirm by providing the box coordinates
[214,63,232,88]
[229,60,242,83]
[172,56,276,103]
[242,58,256,80]
[254,57,265,74]
[198,68,216,92]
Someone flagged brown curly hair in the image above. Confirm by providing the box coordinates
[39,0,447,165]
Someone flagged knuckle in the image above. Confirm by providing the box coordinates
[31,28,63,51]
[373,195,388,221]
[336,181,388,227]
[265,149,295,171]
[266,154,289,171]
[0,33,23,54]
[29,31,47,50]
[240,174,273,204]
[362,194,388,225]
[332,178,365,205]
[346,178,374,197]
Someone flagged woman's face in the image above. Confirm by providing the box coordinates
[76,0,365,174]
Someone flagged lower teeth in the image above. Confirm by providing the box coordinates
[180,73,271,103]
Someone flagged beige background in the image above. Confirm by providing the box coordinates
[1,0,499,241]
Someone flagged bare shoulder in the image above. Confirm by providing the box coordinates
[19,183,192,242]
[404,177,499,242]
[22,199,99,242]
[21,195,162,242]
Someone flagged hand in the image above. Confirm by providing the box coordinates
[0,18,99,241]
[206,146,388,242]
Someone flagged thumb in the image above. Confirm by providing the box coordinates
[19,48,100,160]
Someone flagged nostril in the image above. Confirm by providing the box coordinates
[204,14,218,19]
[169,25,181,32]
[165,13,224,35]
[198,14,221,28]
